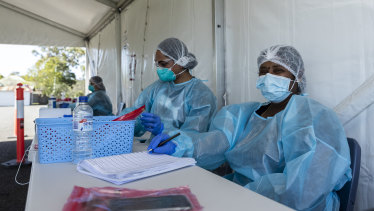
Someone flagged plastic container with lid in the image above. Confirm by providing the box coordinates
[48,96,56,108]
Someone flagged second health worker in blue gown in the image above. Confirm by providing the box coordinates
[87,76,113,116]
[120,37,217,150]
[149,45,352,211]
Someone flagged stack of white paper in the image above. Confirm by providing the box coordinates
[77,151,196,185]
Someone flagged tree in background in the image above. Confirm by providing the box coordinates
[24,47,85,98]
[66,79,85,98]
[0,74,3,79]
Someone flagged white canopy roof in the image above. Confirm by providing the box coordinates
[0,0,132,46]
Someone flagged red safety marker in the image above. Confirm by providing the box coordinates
[2,83,30,167]
[16,83,25,163]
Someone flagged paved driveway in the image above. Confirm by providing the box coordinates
[0,105,44,142]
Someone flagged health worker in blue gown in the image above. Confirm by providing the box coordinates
[87,76,113,116]
[120,37,217,149]
[149,45,352,211]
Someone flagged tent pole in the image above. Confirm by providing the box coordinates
[214,0,227,108]
[87,0,134,40]
[115,13,122,115]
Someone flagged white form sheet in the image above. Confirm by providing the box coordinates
[77,151,196,185]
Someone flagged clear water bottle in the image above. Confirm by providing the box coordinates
[72,96,93,164]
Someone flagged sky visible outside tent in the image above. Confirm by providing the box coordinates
[0,44,38,77]
[0,44,84,79]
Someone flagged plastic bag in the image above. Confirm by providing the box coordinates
[62,186,203,211]
[113,105,145,121]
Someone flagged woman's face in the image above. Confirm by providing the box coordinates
[259,61,294,79]
[89,80,96,91]
[259,61,298,93]
[154,50,184,73]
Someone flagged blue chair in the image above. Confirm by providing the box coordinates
[337,138,361,211]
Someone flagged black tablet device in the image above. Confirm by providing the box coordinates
[108,194,193,211]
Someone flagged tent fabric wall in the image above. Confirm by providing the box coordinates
[120,0,215,108]
[86,19,121,114]
[225,1,374,210]
[120,0,148,108]
[2,0,112,34]
[0,5,84,47]
[334,74,374,125]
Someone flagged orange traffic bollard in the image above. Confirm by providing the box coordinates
[16,83,25,163]
[2,83,30,167]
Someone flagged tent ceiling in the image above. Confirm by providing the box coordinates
[0,0,132,40]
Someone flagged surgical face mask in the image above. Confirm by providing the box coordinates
[156,66,187,82]
[88,85,95,92]
[256,73,295,103]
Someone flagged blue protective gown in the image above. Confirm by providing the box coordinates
[87,90,113,116]
[176,95,352,211]
[121,78,217,151]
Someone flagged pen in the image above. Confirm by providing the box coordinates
[148,133,181,152]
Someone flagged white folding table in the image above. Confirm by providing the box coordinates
[25,141,294,211]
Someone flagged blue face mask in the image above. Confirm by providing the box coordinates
[256,73,295,103]
[156,66,187,82]
[88,85,95,92]
[157,67,176,82]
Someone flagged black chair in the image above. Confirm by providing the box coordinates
[337,138,361,211]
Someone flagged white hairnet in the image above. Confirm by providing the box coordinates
[157,38,198,69]
[90,76,106,91]
[257,45,306,93]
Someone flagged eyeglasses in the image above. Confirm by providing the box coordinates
[154,59,173,68]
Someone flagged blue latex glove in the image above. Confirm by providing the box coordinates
[148,133,176,155]
[140,112,164,135]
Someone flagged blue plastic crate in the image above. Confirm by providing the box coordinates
[35,116,135,164]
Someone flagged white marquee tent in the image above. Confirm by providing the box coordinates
[1,0,374,210]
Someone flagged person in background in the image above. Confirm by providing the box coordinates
[87,76,113,116]
[120,37,217,153]
[149,45,352,211]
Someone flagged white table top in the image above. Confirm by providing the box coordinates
[25,141,294,211]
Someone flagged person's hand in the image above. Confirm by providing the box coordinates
[140,112,164,135]
[148,133,176,155]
